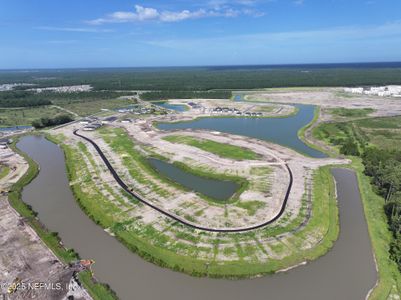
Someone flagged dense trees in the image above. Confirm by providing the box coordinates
[32,114,73,128]
[362,148,401,272]
[0,90,134,108]
[141,90,231,101]
[0,91,52,107]
[339,138,360,156]
[1,64,401,91]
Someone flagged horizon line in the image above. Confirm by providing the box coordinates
[1,61,401,72]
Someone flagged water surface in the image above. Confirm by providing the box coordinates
[157,104,326,158]
[154,102,187,112]
[148,158,238,201]
[17,136,377,300]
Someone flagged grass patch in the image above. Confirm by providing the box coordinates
[0,165,10,180]
[78,271,118,300]
[236,200,265,216]
[163,135,261,161]
[328,107,375,118]
[0,106,67,126]
[352,159,401,299]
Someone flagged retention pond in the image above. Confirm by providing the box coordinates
[18,135,377,300]
[148,158,239,201]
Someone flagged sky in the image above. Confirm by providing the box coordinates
[1,0,401,69]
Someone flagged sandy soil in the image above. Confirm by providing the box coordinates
[246,88,401,121]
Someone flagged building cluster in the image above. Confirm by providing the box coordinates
[80,115,133,131]
[0,83,35,91]
[117,105,155,115]
[28,85,93,93]
[210,107,263,117]
[344,86,401,97]
[80,116,103,131]
[0,138,11,149]
[187,102,202,109]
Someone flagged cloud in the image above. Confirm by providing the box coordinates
[141,20,401,50]
[46,40,78,44]
[293,0,304,5]
[36,26,113,33]
[87,4,264,25]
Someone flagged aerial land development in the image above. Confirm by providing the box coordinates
[1,67,401,300]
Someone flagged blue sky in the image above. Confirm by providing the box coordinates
[1,0,401,68]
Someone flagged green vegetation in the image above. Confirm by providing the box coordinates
[0,91,51,107]
[0,98,136,127]
[0,90,133,107]
[362,149,401,268]
[163,135,261,160]
[0,106,66,127]
[32,114,73,129]
[0,165,10,180]
[313,116,401,298]
[78,271,118,300]
[59,98,136,116]
[328,107,375,118]
[2,65,401,90]
[297,106,331,157]
[141,90,231,100]
[236,201,265,216]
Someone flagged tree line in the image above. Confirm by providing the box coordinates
[362,148,401,271]
[140,90,232,101]
[32,114,74,129]
[0,90,136,108]
[2,66,401,91]
[0,91,52,107]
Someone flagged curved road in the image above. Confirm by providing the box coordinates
[73,129,293,233]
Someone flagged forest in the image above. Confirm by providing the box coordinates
[141,90,231,100]
[1,63,401,91]
[363,148,401,272]
[31,114,74,128]
[0,91,52,107]
[0,90,134,108]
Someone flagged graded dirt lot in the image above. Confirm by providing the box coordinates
[246,87,401,120]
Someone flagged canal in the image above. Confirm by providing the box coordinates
[18,135,377,300]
